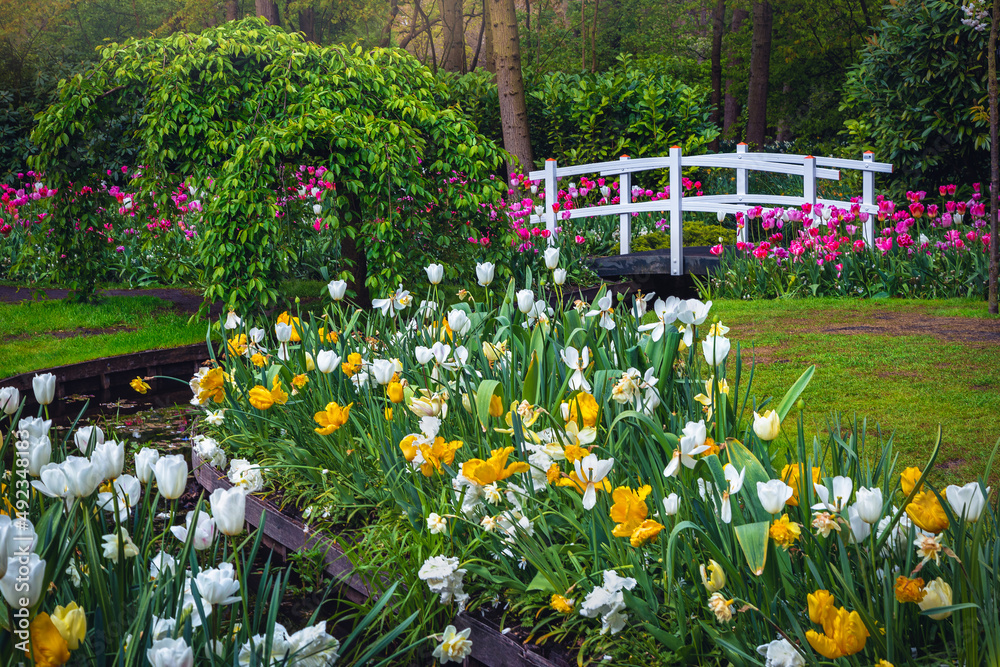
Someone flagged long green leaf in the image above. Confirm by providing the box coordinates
[775,365,814,422]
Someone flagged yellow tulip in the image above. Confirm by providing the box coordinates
[26,613,71,667]
[610,485,651,538]
[489,394,504,418]
[917,577,953,620]
[461,447,529,486]
[900,467,923,496]
[905,491,949,534]
[50,602,87,650]
[130,377,150,394]
[387,381,405,404]
[247,385,274,410]
[700,559,726,593]
[314,402,352,435]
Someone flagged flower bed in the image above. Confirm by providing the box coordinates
[705,184,993,298]
[182,261,1000,666]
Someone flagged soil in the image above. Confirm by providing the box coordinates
[0,285,224,318]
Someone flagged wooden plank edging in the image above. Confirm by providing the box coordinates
[190,450,569,667]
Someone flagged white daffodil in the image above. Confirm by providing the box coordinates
[637,296,682,341]
[720,464,746,523]
[663,420,710,477]
[573,454,614,510]
[812,476,854,513]
[586,294,616,330]
[560,346,591,392]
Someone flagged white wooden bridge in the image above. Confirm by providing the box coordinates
[526,143,893,276]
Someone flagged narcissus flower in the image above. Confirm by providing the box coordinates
[565,391,599,428]
[130,377,151,394]
[894,576,926,603]
[227,334,248,356]
[550,594,574,613]
[196,367,226,404]
[769,514,801,550]
[629,519,664,546]
[805,591,868,659]
[781,464,821,507]
[314,402,352,435]
[291,374,308,389]
[707,593,734,623]
[432,624,473,665]
[917,577,953,620]
[248,377,287,410]
[610,485,652,537]
[25,613,70,667]
[341,352,363,377]
[905,491,949,534]
[462,447,529,485]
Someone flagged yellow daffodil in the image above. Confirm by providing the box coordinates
[805,591,868,660]
[291,374,309,389]
[314,402,352,435]
[417,438,463,477]
[550,594,574,614]
[50,602,87,650]
[692,377,729,420]
[894,576,926,603]
[197,367,226,404]
[906,491,949,533]
[629,519,664,547]
[610,485,652,537]
[317,326,338,343]
[483,340,508,366]
[276,311,302,342]
[227,334,248,356]
[565,392,599,428]
[700,436,720,458]
[130,377,150,394]
[250,353,267,367]
[563,443,589,463]
[546,463,561,483]
[900,467,923,496]
[769,514,801,550]
[780,463,821,507]
[700,559,726,593]
[248,385,274,410]
[341,352,363,377]
[462,447,530,485]
[876,661,895,667]
[26,613,71,667]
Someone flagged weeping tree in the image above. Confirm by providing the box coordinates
[28,18,506,308]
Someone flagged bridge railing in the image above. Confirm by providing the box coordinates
[526,143,893,276]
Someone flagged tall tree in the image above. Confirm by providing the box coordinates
[439,0,467,72]
[299,7,316,41]
[709,0,725,150]
[723,7,748,138]
[226,0,239,21]
[487,0,533,173]
[255,0,279,25]
[745,0,772,147]
[483,0,495,71]
[990,0,998,314]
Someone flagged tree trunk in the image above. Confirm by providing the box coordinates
[226,0,239,21]
[590,0,598,71]
[745,1,772,147]
[989,0,998,314]
[709,0,725,151]
[255,0,279,25]
[488,0,534,173]
[483,0,496,71]
[378,0,399,47]
[439,0,467,72]
[299,7,316,41]
[723,7,748,138]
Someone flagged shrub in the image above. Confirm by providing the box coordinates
[632,221,732,251]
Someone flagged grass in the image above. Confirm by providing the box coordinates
[0,296,206,378]
[704,297,1000,484]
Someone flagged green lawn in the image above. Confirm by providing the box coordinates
[0,296,206,378]
[708,298,1000,484]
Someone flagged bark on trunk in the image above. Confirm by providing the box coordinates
[723,7,748,138]
[299,7,316,41]
[379,0,399,47]
[745,1,772,147]
[989,0,998,314]
[471,0,487,69]
[483,0,495,72]
[488,0,534,174]
[226,0,239,21]
[439,0,467,72]
[255,0,279,25]
[709,0,725,151]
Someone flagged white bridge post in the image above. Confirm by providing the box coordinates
[862,151,875,247]
[544,158,558,242]
[803,155,817,225]
[669,145,683,276]
[619,155,631,255]
[736,143,748,243]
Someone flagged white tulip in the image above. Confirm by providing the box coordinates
[135,447,160,483]
[18,417,50,441]
[316,350,341,374]
[846,505,871,542]
[274,322,293,343]
[312,203,322,215]
[475,262,495,287]
[0,552,45,609]
[63,456,103,498]
[370,358,396,385]
[0,387,19,415]
[26,436,51,476]
[756,638,805,667]
[662,493,680,516]
[194,562,241,606]
[170,510,216,550]
[516,289,535,314]
[945,482,990,523]
[447,309,471,335]
[544,247,560,269]
[854,486,884,524]
[752,410,781,441]
[147,637,195,667]
[327,280,348,301]
[677,299,712,325]
[153,455,188,500]
[97,474,142,522]
[210,487,247,536]
[425,263,444,285]
[553,268,567,285]
[0,516,36,578]
[702,335,731,366]
[717,211,726,223]
[75,425,105,453]
[756,480,794,514]
[92,440,125,480]
[224,310,241,330]
[32,372,56,405]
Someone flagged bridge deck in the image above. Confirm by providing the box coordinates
[589,246,720,278]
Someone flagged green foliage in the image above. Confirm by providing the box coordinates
[632,221,731,251]
[29,18,506,308]
[441,54,719,168]
[841,0,989,191]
